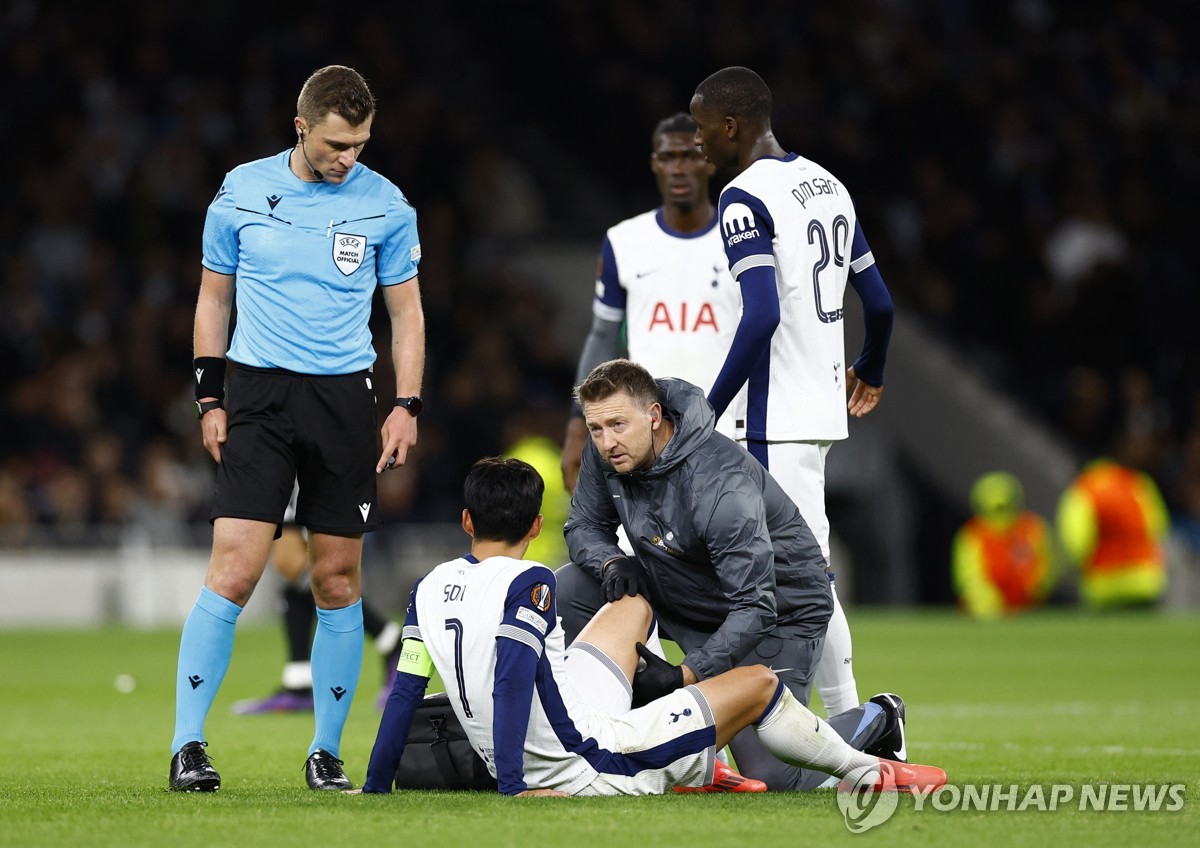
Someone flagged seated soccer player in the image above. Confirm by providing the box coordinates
[362,457,946,795]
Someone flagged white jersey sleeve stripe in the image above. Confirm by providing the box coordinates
[498,624,545,657]
[850,251,875,274]
[730,254,775,279]
[593,301,625,322]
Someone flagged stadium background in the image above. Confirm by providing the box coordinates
[2,0,1199,622]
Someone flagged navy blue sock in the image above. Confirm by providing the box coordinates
[309,599,364,758]
[172,587,243,753]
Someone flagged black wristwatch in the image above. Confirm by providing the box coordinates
[395,396,423,417]
[195,399,224,419]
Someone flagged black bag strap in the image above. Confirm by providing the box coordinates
[427,711,463,785]
[430,738,461,784]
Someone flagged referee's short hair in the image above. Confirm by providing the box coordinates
[464,457,544,544]
[694,66,772,125]
[297,65,376,127]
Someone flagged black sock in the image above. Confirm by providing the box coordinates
[282,584,316,664]
[362,598,386,638]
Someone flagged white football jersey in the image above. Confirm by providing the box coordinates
[405,554,600,795]
[718,153,872,441]
[593,209,743,436]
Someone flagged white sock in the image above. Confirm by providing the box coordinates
[644,620,665,659]
[754,685,878,783]
[633,621,667,677]
[282,660,313,690]
[815,580,859,716]
[375,621,402,656]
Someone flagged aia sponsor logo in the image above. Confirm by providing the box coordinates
[648,302,719,332]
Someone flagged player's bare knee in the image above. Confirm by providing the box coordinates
[609,593,652,626]
[758,664,780,688]
[749,664,780,705]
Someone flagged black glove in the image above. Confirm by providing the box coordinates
[631,642,684,707]
[601,556,642,602]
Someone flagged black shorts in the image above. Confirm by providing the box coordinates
[211,364,382,534]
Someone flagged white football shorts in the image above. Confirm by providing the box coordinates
[564,644,718,795]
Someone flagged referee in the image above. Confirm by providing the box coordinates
[169,65,426,792]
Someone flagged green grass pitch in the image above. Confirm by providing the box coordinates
[1,609,1196,847]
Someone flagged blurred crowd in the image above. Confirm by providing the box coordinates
[2,2,1199,575]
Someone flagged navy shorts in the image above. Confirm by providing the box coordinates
[211,364,382,534]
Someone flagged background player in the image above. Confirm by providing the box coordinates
[169,65,425,793]
[691,67,896,718]
[558,110,860,724]
[362,457,945,796]
[560,113,741,492]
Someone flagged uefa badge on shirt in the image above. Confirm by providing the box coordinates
[333,233,367,276]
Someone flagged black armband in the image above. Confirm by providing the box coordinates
[193,357,227,400]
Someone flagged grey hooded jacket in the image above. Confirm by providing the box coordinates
[564,378,833,680]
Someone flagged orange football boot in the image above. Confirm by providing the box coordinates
[674,759,768,794]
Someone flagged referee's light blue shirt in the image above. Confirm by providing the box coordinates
[202,150,420,375]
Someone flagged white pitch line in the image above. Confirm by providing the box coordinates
[917,740,1200,758]
[918,701,1194,719]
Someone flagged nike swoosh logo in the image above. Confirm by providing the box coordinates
[895,736,907,761]
[635,269,660,278]
[767,666,794,674]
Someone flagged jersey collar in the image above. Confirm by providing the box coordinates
[654,207,718,240]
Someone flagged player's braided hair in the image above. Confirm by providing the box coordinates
[297,65,376,127]
[693,66,772,124]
